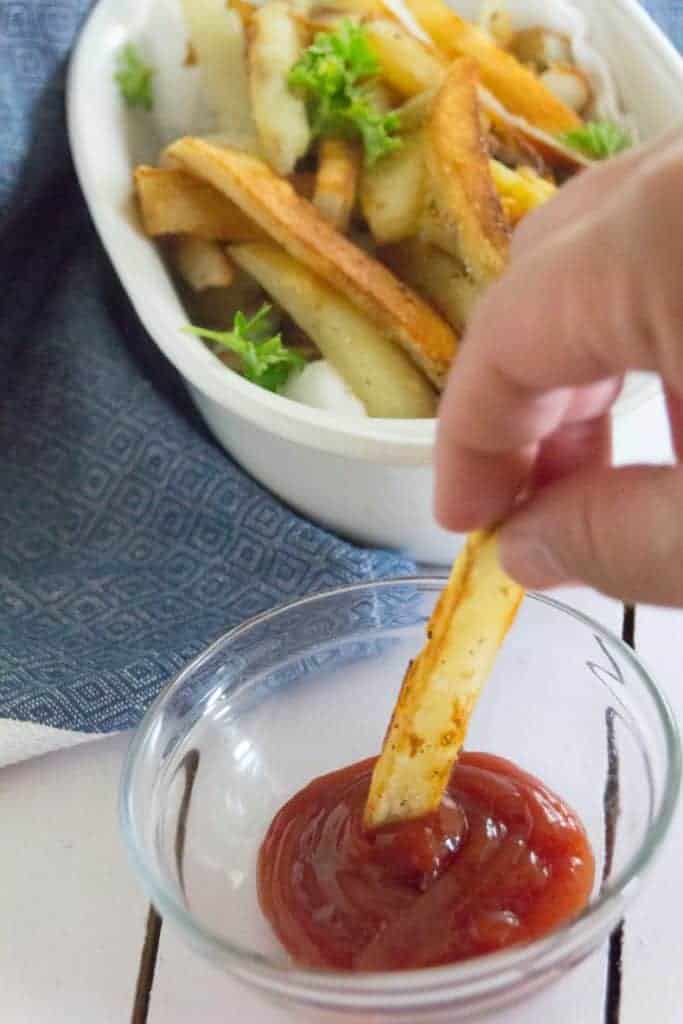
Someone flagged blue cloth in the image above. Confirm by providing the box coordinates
[0,2,680,734]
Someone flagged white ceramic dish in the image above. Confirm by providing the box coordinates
[67,0,682,564]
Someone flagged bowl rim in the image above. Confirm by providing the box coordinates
[120,579,681,1006]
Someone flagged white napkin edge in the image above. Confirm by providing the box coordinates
[0,718,111,769]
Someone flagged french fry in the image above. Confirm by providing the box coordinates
[165,137,458,388]
[382,239,479,333]
[180,0,258,147]
[422,60,509,286]
[313,139,360,232]
[395,87,436,133]
[489,159,556,225]
[359,132,425,243]
[478,0,515,49]
[310,0,385,15]
[231,242,437,418]
[402,0,582,134]
[363,531,524,830]
[230,0,257,27]
[247,1,311,175]
[365,19,446,98]
[171,236,235,291]
[134,166,264,241]
[479,85,590,175]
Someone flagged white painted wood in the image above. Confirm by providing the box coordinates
[621,604,683,1024]
[148,587,624,1023]
[0,733,147,1023]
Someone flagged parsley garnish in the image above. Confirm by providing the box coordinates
[288,21,401,165]
[115,44,155,111]
[186,305,305,393]
[560,121,631,160]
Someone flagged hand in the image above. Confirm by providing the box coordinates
[435,129,683,605]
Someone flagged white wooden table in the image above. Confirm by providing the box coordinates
[1,395,681,1024]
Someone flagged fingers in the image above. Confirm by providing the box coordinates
[532,411,612,490]
[499,464,683,605]
[512,126,683,256]
[434,203,636,530]
[435,135,683,534]
[665,387,683,460]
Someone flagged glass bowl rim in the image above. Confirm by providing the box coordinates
[120,579,681,1004]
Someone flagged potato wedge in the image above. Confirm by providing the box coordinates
[365,19,446,98]
[313,139,360,232]
[422,60,509,286]
[231,242,437,418]
[489,159,556,225]
[247,2,311,175]
[479,85,590,176]
[134,166,263,242]
[402,0,582,134]
[382,239,479,333]
[364,531,524,830]
[395,87,437,133]
[309,0,385,15]
[360,132,424,244]
[172,236,235,290]
[165,137,458,388]
[180,0,258,146]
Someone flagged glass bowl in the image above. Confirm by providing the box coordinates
[120,580,680,1022]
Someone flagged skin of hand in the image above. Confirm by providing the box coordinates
[435,129,683,606]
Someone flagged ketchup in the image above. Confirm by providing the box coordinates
[258,753,594,971]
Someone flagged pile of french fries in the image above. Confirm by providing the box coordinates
[134,0,593,417]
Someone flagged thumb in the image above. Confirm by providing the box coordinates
[499,464,683,606]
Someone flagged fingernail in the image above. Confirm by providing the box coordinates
[499,532,570,589]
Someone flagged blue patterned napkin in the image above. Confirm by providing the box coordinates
[0,2,680,756]
[0,0,414,748]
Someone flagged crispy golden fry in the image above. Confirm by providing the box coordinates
[395,87,436,133]
[172,235,235,290]
[359,132,425,243]
[180,0,258,146]
[402,0,582,133]
[247,1,311,174]
[363,531,524,830]
[313,138,360,232]
[312,0,385,14]
[479,86,590,175]
[231,242,437,418]
[165,137,458,388]
[230,0,257,26]
[383,239,479,333]
[134,166,263,241]
[365,19,446,98]
[478,0,515,49]
[422,60,509,286]
[510,27,572,70]
[489,159,556,225]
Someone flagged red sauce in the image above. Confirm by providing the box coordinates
[258,753,594,971]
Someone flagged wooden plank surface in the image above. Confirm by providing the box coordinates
[620,603,683,1024]
[0,733,147,1023]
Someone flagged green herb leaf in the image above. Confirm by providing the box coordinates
[288,20,401,165]
[185,305,306,393]
[115,44,155,111]
[559,121,631,160]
